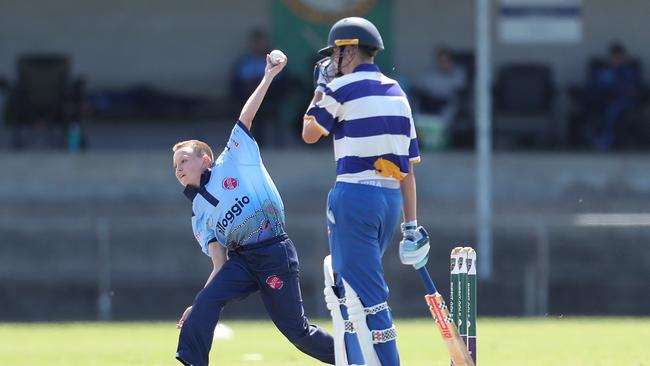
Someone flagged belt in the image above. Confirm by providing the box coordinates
[229,233,288,252]
[355,179,401,189]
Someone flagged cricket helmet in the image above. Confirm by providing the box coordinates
[318,17,384,56]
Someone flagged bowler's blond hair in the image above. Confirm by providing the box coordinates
[172,139,214,165]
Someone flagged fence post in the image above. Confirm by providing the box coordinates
[97,217,112,321]
[535,223,549,316]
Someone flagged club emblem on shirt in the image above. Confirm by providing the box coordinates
[228,139,240,149]
[266,275,284,290]
[222,177,239,190]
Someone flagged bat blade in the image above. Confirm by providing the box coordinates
[417,267,475,366]
[425,293,475,366]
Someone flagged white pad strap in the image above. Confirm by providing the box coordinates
[365,302,389,315]
[344,320,355,333]
[371,326,397,344]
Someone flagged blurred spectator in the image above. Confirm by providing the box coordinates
[414,47,467,125]
[582,42,642,149]
[411,47,467,150]
[230,29,269,102]
[230,28,287,147]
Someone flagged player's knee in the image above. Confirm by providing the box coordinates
[194,289,227,309]
[277,319,312,345]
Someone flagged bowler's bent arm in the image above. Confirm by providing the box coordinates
[204,242,227,288]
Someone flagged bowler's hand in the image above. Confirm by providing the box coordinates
[399,224,430,269]
[176,306,193,329]
[265,55,287,79]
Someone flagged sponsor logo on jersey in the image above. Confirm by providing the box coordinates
[216,196,250,235]
[266,275,284,290]
[194,232,201,243]
[222,177,238,190]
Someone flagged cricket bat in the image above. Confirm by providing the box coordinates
[417,266,475,366]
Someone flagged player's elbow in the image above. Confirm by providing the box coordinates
[301,118,324,144]
[302,130,321,144]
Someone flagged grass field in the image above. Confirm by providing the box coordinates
[0,317,647,365]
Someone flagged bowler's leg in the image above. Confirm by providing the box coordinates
[258,240,335,364]
[176,256,258,366]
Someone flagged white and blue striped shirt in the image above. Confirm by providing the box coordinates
[306,63,420,184]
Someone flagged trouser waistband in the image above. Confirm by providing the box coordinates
[229,234,288,252]
[336,179,401,189]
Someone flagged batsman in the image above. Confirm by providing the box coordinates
[302,17,432,366]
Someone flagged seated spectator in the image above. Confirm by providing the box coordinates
[583,42,641,149]
[230,29,269,102]
[230,28,287,146]
[414,47,467,126]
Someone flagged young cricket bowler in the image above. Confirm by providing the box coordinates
[172,54,334,366]
[302,17,432,366]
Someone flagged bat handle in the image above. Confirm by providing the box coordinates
[417,266,438,294]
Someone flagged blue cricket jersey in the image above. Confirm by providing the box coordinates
[183,121,286,255]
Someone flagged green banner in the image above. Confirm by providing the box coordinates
[272,0,393,85]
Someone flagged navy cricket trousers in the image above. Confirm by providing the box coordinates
[176,235,334,366]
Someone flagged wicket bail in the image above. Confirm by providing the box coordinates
[450,247,477,365]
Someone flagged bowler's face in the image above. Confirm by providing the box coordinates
[173,147,207,187]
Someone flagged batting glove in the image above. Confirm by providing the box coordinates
[399,222,430,269]
[313,57,337,93]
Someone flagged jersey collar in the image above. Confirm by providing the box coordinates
[183,169,212,201]
[353,63,380,73]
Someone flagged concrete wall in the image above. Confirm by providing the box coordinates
[3,149,650,202]
[1,1,649,96]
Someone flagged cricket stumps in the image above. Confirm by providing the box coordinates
[450,246,477,365]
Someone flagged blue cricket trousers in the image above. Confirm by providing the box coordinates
[176,234,334,366]
[327,182,403,366]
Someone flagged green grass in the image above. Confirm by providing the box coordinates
[0,317,648,365]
